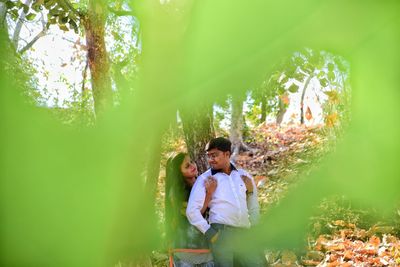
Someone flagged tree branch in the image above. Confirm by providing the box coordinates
[19,12,47,54]
[12,0,33,48]
[19,29,46,54]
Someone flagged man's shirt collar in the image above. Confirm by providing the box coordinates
[211,163,237,175]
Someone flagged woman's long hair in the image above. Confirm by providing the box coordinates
[165,153,193,244]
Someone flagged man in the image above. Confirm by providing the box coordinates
[186,137,262,267]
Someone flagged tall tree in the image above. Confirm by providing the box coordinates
[259,91,267,124]
[180,103,215,174]
[275,94,288,125]
[299,74,314,124]
[230,93,251,162]
[83,0,113,116]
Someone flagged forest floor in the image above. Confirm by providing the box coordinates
[151,123,400,267]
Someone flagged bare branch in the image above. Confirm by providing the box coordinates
[18,12,47,54]
[18,29,46,54]
[12,0,33,48]
[40,10,46,28]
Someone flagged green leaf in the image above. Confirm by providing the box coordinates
[58,15,69,24]
[69,19,79,34]
[26,13,36,21]
[271,72,281,81]
[10,8,19,20]
[48,17,57,24]
[22,3,29,14]
[293,72,304,82]
[320,78,328,87]
[31,4,41,12]
[303,62,314,73]
[328,71,335,82]
[277,85,286,95]
[294,56,304,66]
[49,7,62,16]
[59,24,69,31]
[44,0,55,9]
[6,1,16,9]
[280,75,289,84]
[286,64,297,76]
[288,84,299,93]
[328,63,335,71]
[317,71,325,79]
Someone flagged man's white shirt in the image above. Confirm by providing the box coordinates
[186,165,260,234]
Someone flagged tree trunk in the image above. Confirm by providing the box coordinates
[260,93,267,124]
[276,97,287,125]
[0,2,8,33]
[181,103,215,174]
[230,94,250,163]
[300,75,313,124]
[83,0,113,117]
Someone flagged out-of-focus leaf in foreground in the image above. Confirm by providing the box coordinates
[1,0,400,265]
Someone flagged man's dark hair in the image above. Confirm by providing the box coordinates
[206,137,232,153]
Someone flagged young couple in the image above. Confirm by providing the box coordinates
[165,137,263,267]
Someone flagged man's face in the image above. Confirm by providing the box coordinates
[207,148,230,170]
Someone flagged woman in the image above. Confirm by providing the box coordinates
[165,153,217,267]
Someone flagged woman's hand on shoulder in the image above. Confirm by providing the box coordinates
[241,175,253,193]
[204,176,217,195]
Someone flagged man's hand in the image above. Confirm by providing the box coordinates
[204,176,217,195]
[241,175,253,193]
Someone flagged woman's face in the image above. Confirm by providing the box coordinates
[180,155,198,187]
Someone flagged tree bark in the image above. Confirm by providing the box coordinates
[276,97,287,125]
[230,94,250,163]
[0,2,8,33]
[300,75,313,124]
[180,103,215,174]
[260,93,267,124]
[83,0,113,117]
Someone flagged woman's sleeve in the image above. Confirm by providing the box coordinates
[186,176,210,234]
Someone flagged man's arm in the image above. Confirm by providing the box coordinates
[186,176,211,234]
